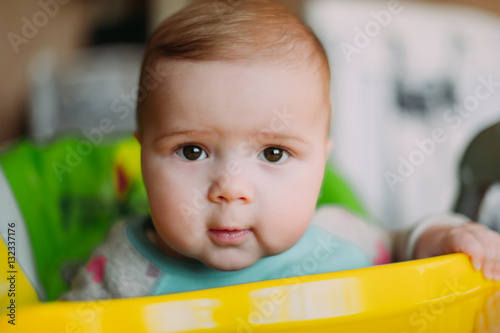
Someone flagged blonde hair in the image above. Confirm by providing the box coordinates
[136,0,330,129]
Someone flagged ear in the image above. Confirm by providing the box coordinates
[134,130,142,145]
[325,138,333,157]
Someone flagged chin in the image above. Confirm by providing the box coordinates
[204,256,257,271]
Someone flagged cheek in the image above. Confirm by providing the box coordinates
[142,155,205,225]
[279,175,320,221]
[258,164,324,244]
[282,160,325,205]
[144,164,208,252]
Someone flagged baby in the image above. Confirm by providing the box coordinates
[63,0,500,300]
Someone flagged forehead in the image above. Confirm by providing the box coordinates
[143,59,329,131]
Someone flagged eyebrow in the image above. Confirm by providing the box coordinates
[154,130,213,142]
[259,131,307,144]
[154,129,307,144]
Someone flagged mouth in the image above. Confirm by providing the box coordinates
[208,229,252,245]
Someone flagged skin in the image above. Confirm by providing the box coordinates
[136,58,500,278]
[136,59,332,271]
[416,223,500,281]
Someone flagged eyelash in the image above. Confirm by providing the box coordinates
[264,145,293,155]
[173,142,205,151]
[261,145,293,157]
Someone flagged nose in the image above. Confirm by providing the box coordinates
[207,171,254,204]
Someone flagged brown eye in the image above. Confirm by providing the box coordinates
[259,147,289,163]
[176,145,207,161]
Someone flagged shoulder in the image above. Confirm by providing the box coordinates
[311,205,392,265]
[61,217,162,300]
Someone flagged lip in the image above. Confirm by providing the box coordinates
[208,229,252,245]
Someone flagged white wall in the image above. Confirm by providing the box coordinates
[305,0,500,228]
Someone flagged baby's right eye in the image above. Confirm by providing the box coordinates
[175,145,208,161]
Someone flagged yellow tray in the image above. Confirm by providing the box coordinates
[1,237,499,332]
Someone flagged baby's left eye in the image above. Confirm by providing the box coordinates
[258,147,290,163]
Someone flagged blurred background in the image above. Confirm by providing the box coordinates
[1,0,499,228]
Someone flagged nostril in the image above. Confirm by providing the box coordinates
[215,195,248,203]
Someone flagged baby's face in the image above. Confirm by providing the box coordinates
[138,60,331,270]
